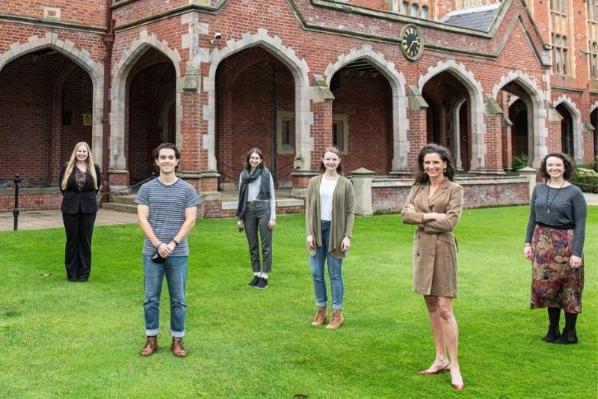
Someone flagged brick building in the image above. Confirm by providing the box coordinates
[0,0,595,215]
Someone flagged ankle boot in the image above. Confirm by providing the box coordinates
[139,336,158,356]
[326,309,344,330]
[556,312,578,344]
[311,307,327,327]
[171,338,188,357]
[542,307,561,343]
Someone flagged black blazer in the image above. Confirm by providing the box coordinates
[59,164,102,214]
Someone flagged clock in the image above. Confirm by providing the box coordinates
[400,24,424,61]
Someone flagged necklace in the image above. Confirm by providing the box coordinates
[545,180,565,214]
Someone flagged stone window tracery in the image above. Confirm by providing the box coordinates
[588,0,598,80]
[550,0,571,76]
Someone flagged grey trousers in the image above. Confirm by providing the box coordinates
[243,200,272,273]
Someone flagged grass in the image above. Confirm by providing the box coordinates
[0,206,596,398]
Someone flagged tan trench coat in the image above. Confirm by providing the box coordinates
[401,178,464,297]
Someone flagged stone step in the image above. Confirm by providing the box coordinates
[221,197,304,210]
[111,195,137,205]
[102,202,138,214]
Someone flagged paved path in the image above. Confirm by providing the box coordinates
[1,193,596,231]
[0,209,138,232]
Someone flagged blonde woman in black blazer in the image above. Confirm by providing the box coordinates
[59,142,101,282]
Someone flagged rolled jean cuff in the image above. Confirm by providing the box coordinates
[332,305,343,310]
[145,328,159,337]
[171,330,185,338]
[316,301,327,308]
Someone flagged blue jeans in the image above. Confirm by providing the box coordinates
[143,255,187,338]
[310,221,344,310]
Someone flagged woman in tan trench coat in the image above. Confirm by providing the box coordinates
[401,144,464,391]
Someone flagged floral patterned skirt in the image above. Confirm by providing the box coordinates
[530,225,583,314]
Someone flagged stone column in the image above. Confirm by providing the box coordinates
[518,166,538,200]
[478,96,506,174]
[350,167,375,216]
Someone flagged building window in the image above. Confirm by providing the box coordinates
[589,0,598,21]
[401,1,409,14]
[590,41,598,80]
[332,114,349,154]
[550,0,567,14]
[276,111,295,154]
[552,34,568,75]
[421,5,429,19]
[410,3,419,17]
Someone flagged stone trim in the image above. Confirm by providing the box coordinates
[324,44,409,170]
[110,30,182,171]
[590,101,598,114]
[203,28,312,171]
[0,32,104,167]
[553,95,584,163]
[418,59,486,170]
[491,69,549,168]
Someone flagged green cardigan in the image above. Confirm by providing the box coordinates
[305,174,355,259]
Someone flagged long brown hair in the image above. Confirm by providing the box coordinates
[319,146,343,174]
[61,142,98,190]
[414,144,455,184]
[244,147,265,171]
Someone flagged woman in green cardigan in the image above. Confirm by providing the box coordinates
[305,147,355,329]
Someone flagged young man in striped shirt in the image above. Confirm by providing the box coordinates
[136,143,200,357]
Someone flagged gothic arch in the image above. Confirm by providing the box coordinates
[110,31,182,172]
[0,32,104,166]
[418,60,486,169]
[204,28,312,171]
[324,45,409,170]
[553,95,584,163]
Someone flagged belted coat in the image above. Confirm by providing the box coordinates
[401,178,464,297]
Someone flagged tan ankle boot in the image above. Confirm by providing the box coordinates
[311,307,327,327]
[139,336,158,356]
[171,338,187,357]
[326,309,344,330]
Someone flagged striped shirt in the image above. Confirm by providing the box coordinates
[135,178,201,256]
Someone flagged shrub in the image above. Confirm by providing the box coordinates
[571,167,598,193]
[512,153,529,171]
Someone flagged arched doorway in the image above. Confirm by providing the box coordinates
[329,59,393,174]
[0,49,93,186]
[215,47,296,190]
[126,48,176,184]
[591,107,598,160]
[422,71,471,171]
[555,103,574,158]
[508,99,528,168]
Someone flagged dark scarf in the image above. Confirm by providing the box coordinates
[236,167,272,220]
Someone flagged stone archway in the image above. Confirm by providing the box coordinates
[554,96,584,163]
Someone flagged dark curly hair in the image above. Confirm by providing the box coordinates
[415,143,456,184]
[539,152,573,181]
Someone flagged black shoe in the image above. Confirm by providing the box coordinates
[254,277,268,289]
[555,328,578,344]
[542,325,561,343]
[78,276,89,282]
[248,276,260,286]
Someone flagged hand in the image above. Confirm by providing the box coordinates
[157,243,173,258]
[570,255,582,268]
[523,245,533,261]
[236,220,244,230]
[306,234,315,249]
[424,212,442,221]
[341,237,351,252]
[268,219,276,231]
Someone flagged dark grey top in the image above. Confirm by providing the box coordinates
[135,178,201,256]
[525,183,587,256]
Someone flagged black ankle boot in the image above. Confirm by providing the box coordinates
[542,308,561,343]
[542,325,561,343]
[556,312,578,344]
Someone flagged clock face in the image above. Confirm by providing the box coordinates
[400,24,423,61]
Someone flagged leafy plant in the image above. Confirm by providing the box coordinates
[512,153,529,171]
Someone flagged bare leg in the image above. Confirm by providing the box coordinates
[422,296,449,372]
[437,296,463,387]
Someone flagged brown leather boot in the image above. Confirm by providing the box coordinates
[171,338,187,358]
[311,307,327,327]
[139,336,158,356]
[326,309,344,330]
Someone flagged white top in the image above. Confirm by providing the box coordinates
[238,173,277,220]
[319,176,338,221]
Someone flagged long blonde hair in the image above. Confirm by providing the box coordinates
[61,142,98,190]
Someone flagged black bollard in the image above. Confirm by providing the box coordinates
[13,174,22,231]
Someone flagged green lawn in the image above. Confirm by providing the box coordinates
[0,206,596,398]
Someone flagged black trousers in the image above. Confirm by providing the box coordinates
[62,211,97,281]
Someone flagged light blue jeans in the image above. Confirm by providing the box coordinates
[310,221,344,310]
[143,255,187,338]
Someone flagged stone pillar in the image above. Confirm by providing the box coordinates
[478,96,505,174]
[518,166,538,200]
[403,85,428,171]
[350,167,375,216]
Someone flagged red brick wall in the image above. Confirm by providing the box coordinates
[1,0,107,27]
[60,68,93,164]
